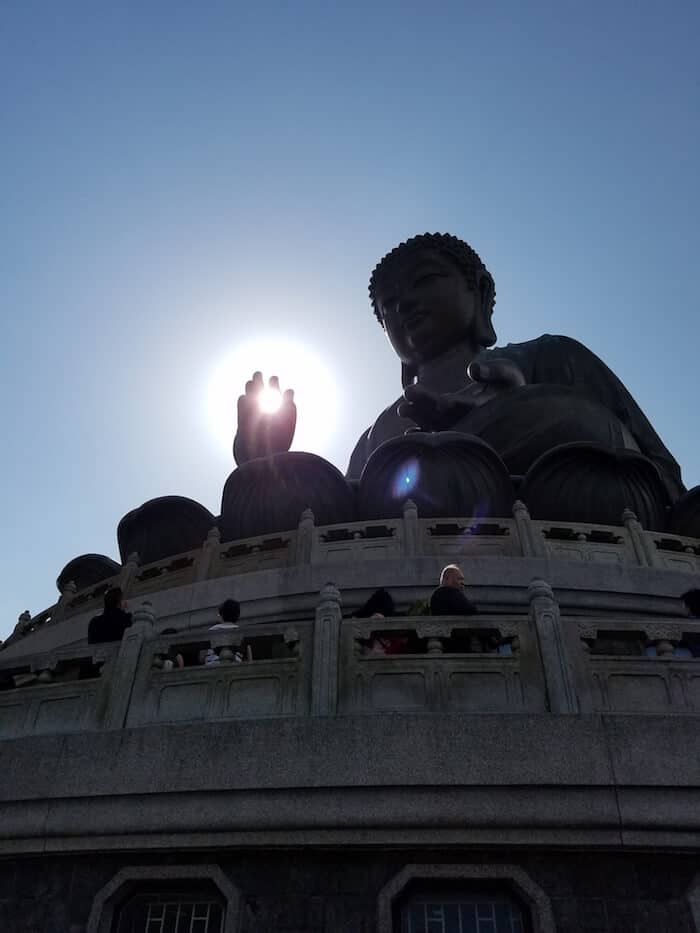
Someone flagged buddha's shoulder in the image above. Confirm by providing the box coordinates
[482,334,596,371]
[486,333,589,357]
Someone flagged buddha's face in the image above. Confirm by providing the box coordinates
[374,249,478,366]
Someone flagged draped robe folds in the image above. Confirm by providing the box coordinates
[347,334,683,503]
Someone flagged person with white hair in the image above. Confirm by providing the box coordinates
[430,564,477,616]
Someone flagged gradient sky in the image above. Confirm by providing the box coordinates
[1,1,698,639]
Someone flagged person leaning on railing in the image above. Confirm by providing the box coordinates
[87,587,133,644]
[429,565,477,616]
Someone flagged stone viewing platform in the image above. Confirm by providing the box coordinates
[1,501,699,738]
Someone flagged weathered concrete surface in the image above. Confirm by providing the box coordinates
[0,713,697,854]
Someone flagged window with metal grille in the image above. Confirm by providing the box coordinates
[113,890,224,933]
[400,893,526,933]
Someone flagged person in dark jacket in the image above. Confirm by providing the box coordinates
[87,587,132,644]
[353,588,396,619]
[430,565,477,616]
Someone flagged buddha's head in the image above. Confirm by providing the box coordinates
[369,233,496,383]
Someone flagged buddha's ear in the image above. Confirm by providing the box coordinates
[474,271,497,348]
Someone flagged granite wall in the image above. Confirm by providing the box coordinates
[0,849,697,933]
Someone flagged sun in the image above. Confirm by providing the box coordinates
[206,336,337,459]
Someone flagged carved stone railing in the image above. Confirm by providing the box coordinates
[125,619,314,726]
[127,550,199,597]
[531,520,637,565]
[209,528,296,577]
[0,643,119,739]
[421,519,521,560]
[646,531,700,574]
[15,502,700,645]
[1,584,699,739]
[572,617,700,714]
[338,614,545,715]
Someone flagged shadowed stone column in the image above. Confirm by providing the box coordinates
[295,508,316,564]
[402,499,421,557]
[119,551,140,597]
[622,508,662,568]
[52,579,77,622]
[513,500,545,558]
[102,601,154,730]
[195,526,221,581]
[528,578,579,714]
[311,583,342,716]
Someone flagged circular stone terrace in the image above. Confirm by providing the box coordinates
[1,500,699,741]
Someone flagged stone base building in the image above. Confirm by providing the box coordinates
[1,503,699,932]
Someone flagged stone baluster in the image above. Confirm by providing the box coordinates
[512,500,545,558]
[654,640,675,658]
[402,499,421,557]
[131,601,155,635]
[119,551,140,597]
[468,634,483,653]
[101,600,155,730]
[528,578,579,714]
[295,508,316,565]
[217,645,235,663]
[36,666,53,683]
[644,623,682,657]
[195,526,221,582]
[311,583,342,716]
[416,623,451,655]
[622,509,662,568]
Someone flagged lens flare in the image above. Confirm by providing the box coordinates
[259,387,282,414]
[392,459,420,499]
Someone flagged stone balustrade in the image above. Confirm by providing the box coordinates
[1,582,698,741]
[14,502,699,638]
[338,614,544,714]
[0,642,119,739]
[125,619,313,726]
[573,617,700,713]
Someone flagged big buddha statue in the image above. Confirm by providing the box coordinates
[229,233,689,536]
[50,233,700,603]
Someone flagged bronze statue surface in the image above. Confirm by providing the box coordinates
[234,233,683,511]
[43,233,700,599]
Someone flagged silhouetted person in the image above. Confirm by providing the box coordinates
[87,587,132,644]
[354,588,396,619]
[430,564,477,616]
[210,597,241,631]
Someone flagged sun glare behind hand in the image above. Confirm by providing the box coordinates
[258,386,283,414]
[206,336,337,457]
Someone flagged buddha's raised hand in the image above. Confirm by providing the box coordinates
[233,372,296,466]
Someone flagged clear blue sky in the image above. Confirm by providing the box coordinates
[1,1,698,638]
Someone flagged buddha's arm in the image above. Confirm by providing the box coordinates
[346,427,371,481]
[527,335,684,501]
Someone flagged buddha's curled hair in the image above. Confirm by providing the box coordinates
[369,232,496,327]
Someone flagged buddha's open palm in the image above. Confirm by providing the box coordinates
[233,372,296,465]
